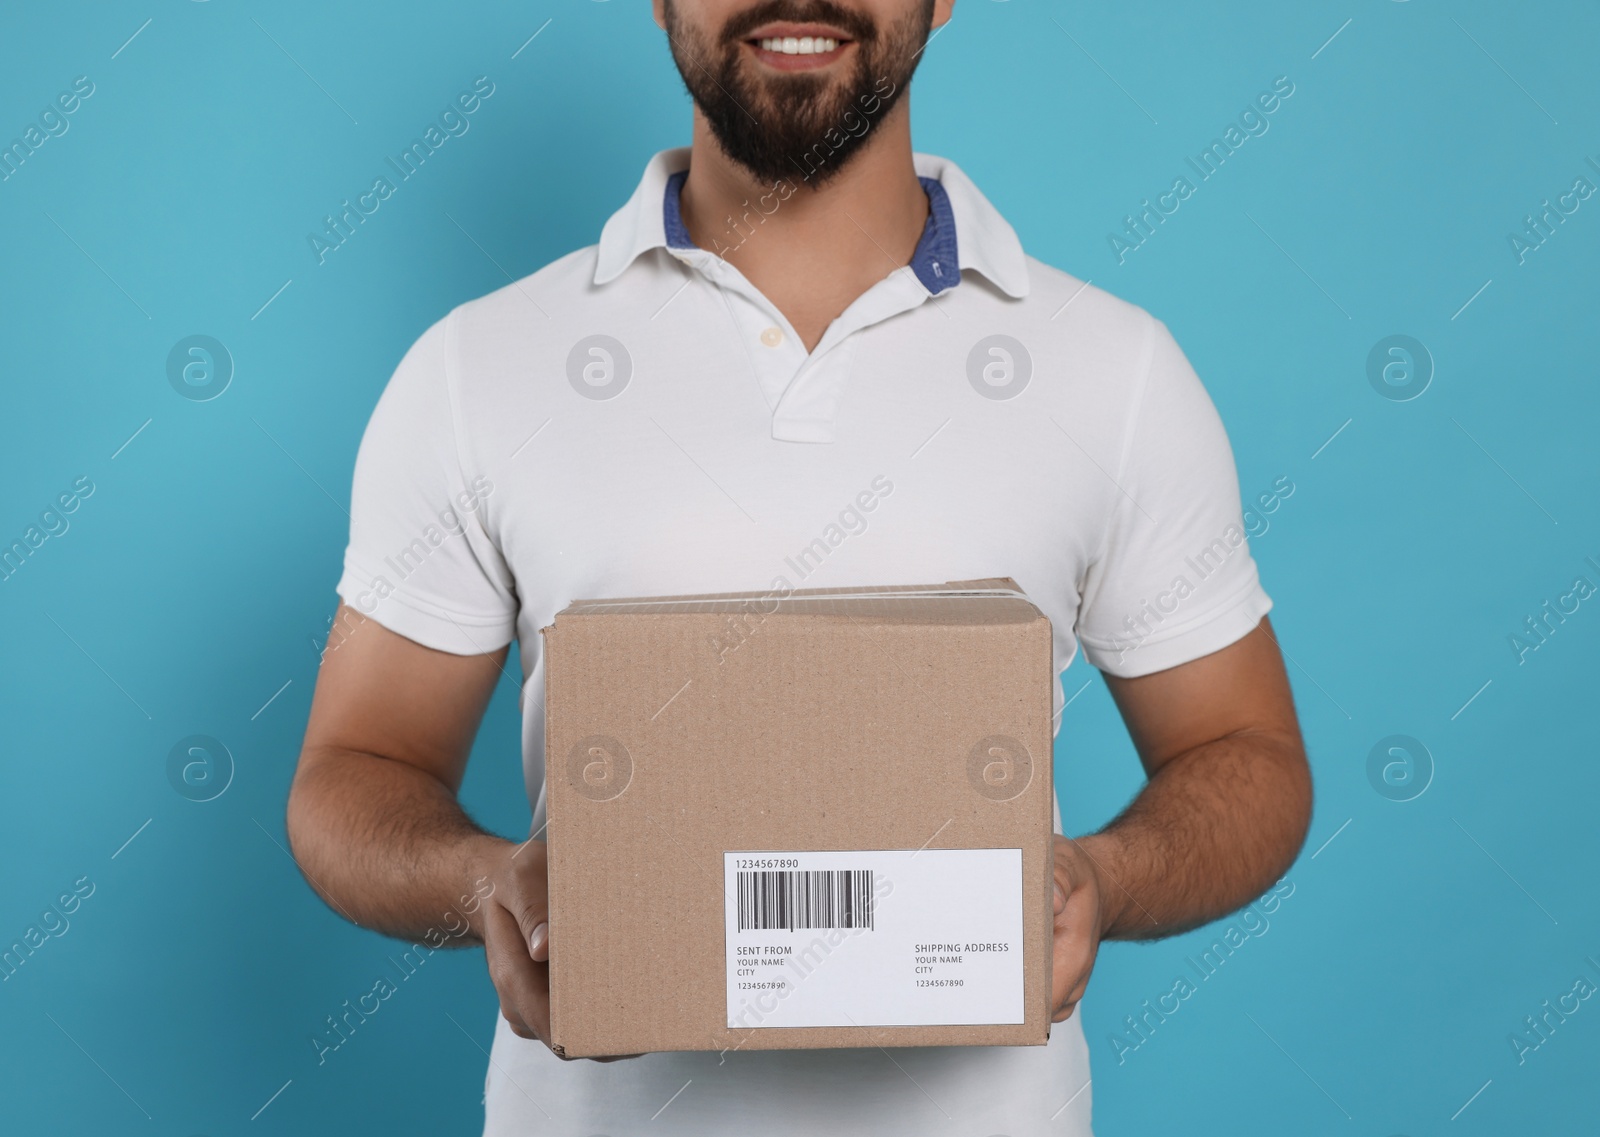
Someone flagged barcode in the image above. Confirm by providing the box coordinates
[736,869,875,932]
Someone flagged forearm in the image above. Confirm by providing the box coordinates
[286,746,513,945]
[1080,727,1311,941]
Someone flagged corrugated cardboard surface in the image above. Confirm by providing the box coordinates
[542,579,1055,1057]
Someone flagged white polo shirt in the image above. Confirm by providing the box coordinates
[337,146,1271,1137]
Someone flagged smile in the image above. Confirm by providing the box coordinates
[756,36,840,55]
[743,23,855,70]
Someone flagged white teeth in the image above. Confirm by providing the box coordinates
[758,36,839,55]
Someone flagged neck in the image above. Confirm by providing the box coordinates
[676,102,929,353]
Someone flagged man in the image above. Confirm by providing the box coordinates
[287,1,1312,1133]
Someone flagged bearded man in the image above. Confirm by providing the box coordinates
[286,3,1312,1134]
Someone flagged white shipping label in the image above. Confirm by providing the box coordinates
[723,849,1025,1029]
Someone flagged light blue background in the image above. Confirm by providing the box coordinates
[2,1,1596,1133]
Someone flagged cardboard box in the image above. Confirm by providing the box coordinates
[541,578,1055,1057]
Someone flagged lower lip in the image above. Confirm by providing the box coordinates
[746,41,853,71]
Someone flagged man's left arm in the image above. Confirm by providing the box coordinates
[1050,616,1311,1021]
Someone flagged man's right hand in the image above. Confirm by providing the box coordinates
[468,835,555,1045]
[466,835,640,1062]
[288,609,640,1063]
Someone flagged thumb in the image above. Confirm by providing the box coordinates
[527,920,549,962]
[1054,879,1067,916]
[505,888,550,962]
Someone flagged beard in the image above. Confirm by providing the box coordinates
[662,0,935,187]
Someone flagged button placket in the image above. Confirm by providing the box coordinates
[675,249,940,441]
[767,270,932,441]
[676,250,799,412]
[724,292,801,410]
[769,337,862,443]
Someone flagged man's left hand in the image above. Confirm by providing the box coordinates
[1050,833,1112,1022]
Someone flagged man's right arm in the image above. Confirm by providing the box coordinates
[285,603,560,1047]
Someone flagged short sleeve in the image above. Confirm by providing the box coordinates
[335,312,518,655]
[1074,315,1272,678]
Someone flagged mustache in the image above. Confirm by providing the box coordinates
[720,0,878,45]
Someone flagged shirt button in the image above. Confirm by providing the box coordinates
[759,326,784,348]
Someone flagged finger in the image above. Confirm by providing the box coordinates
[502,1007,537,1039]
[1051,957,1093,1022]
[482,900,553,1045]
[1050,873,1099,1015]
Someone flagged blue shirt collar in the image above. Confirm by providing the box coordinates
[663,169,962,297]
[663,169,695,252]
